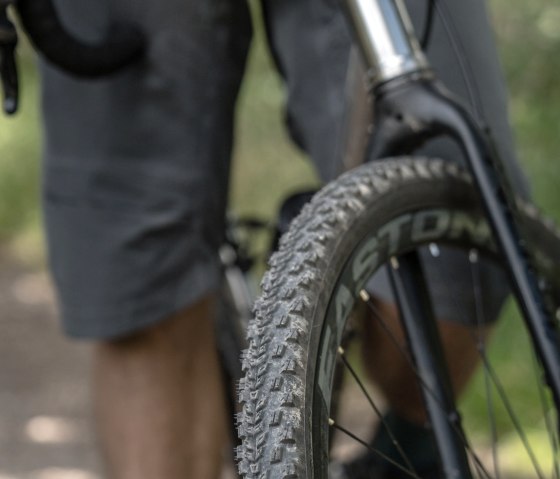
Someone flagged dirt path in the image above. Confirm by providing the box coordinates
[0,248,101,479]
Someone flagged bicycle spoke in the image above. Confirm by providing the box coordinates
[360,287,492,479]
[359,289,410,363]
[336,346,418,476]
[469,250,501,479]
[532,351,560,479]
[466,249,554,478]
[328,419,422,479]
[475,347,547,478]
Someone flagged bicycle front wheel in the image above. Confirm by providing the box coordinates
[237,157,560,479]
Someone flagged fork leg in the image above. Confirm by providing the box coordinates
[389,251,473,479]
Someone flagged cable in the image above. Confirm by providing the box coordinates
[432,0,486,122]
[420,0,437,49]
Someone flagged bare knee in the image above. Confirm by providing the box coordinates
[94,295,217,363]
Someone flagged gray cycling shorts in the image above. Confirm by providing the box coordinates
[41,0,528,338]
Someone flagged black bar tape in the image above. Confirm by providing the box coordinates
[16,0,146,78]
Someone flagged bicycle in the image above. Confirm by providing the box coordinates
[234,1,560,478]
[4,1,560,478]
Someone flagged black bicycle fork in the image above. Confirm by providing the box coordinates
[341,0,560,476]
[372,72,560,479]
[389,252,472,478]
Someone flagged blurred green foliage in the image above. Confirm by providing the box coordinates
[491,0,560,217]
[0,45,40,246]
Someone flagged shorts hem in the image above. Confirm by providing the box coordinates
[59,267,220,340]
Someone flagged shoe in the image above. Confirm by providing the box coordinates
[332,411,443,479]
[329,457,385,479]
[330,450,442,479]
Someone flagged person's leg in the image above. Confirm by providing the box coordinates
[40,0,252,477]
[94,297,227,479]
